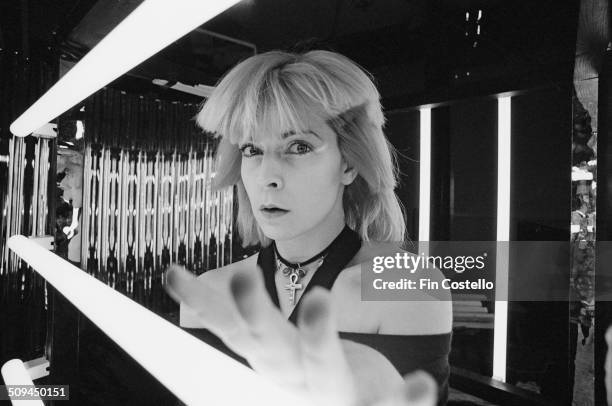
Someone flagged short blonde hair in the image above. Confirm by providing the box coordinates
[196,50,406,247]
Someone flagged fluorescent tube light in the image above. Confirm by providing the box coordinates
[419,108,431,250]
[493,96,511,382]
[75,121,84,140]
[10,0,239,137]
[8,235,310,406]
[1,359,44,405]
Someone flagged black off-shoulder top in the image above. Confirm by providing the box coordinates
[186,226,451,405]
[183,329,451,405]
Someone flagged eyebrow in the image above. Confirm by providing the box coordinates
[239,130,322,146]
[280,130,322,140]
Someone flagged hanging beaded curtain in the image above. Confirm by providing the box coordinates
[570,88,596,339]
[0,51,56,364]
[81,87,234,311]
[2,137,52,272]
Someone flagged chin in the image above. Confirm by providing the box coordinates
[257,222,303,242]
[259,227,295,242]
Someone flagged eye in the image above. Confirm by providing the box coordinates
[287,141,313,155]
[239,143,262,158]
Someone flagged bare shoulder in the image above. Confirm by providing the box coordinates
[337,241,453,335]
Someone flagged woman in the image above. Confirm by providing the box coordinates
[167,50,452,406]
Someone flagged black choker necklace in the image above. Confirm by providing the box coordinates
[273,243,329,305]
[273,243,329,269]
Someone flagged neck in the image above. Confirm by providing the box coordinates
[275,216,345,264]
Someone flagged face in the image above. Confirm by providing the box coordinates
[239,110,356,242]
[58,157,83,208]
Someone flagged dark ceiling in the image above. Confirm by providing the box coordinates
[0,0,596,109]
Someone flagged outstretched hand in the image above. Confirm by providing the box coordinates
[165,265,437,406]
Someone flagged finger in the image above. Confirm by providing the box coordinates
[164,265,244,340]
[164,265,199,305]
[373,371,437,406]
[229,266,293,339]
[229,267,304,385]
[297,287,356,405]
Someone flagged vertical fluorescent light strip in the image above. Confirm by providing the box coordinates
[1,359,44,405]
[419,108,432,252]
[75,120,84,140]
[7,235,310,406]
[493,96,511,382]
[10,0,239,137]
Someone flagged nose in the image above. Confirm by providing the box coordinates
[59,174,70,189]
[256,153,284,190]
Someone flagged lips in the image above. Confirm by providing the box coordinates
[259,204,289,219]
[259,204,289,213]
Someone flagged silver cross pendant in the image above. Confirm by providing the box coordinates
[285,272,303,305]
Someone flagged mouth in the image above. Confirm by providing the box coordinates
[259,205,290,218]
[259,205,289,214]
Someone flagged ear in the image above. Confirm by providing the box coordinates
[341,160,358,185]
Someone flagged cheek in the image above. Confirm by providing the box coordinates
[240,161,248,185]
[74,173,83,185]
[240,161,256,195]
[294,159,344,196]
